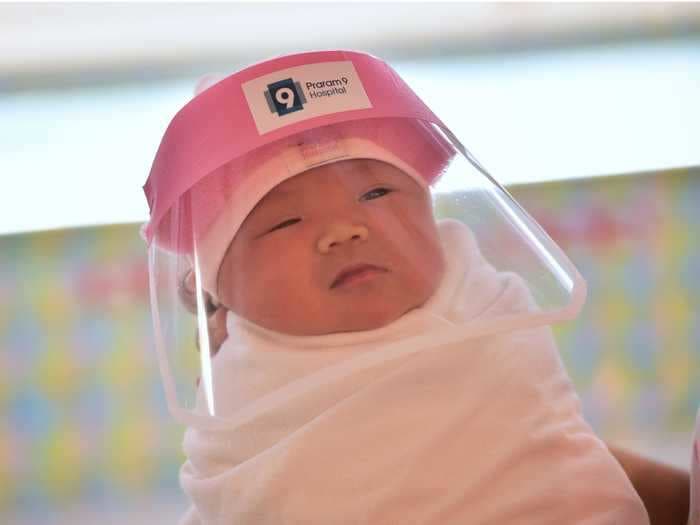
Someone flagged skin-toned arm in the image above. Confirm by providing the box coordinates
[608,445,690,525]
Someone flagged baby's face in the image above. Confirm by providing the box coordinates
[217,159,445,336]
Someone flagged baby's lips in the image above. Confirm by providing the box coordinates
[330,263,387,289]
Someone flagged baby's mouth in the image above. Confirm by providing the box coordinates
[330,263,388,289]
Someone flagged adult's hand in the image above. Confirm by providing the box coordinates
[609,444,689,525]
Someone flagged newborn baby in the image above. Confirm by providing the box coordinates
[177,155,648,524]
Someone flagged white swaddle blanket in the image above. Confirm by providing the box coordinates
[179,219,648,524]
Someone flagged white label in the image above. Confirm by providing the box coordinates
[242,61,373,135]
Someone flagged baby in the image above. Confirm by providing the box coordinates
[144,50,653,524]
[176,149,647,525]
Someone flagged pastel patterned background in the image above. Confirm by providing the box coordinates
[2,167,699,523]
[515,168,700,443]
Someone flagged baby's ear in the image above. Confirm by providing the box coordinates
[194,74,226,96]
[178,269,197,314]
[183,269,196,291]
[178,269,220,316]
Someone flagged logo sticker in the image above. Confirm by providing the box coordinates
[265,78,307,116]
[242,61,373,135]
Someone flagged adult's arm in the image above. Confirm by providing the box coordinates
[608,444,689,525]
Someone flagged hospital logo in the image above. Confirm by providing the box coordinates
[265,78,307,116]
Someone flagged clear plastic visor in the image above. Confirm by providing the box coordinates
[146,118,586,429]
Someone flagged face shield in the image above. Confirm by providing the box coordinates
[142,50,586,431]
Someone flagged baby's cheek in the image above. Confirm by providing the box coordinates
[258,253,312,300]
[402,245,444,299]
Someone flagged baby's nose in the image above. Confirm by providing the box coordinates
[317,223,369,254]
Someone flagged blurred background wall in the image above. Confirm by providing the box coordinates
[2,3,699,524]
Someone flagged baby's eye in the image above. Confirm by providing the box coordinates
[267,217,301,234]
[360,187,393,201]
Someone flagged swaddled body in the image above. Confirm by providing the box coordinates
[179,214,648,524]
